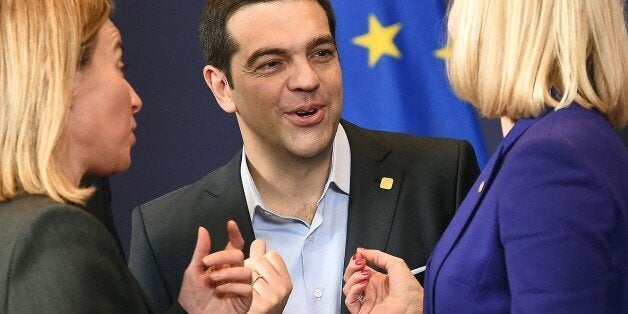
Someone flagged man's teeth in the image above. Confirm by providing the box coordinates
[296,108,318,117]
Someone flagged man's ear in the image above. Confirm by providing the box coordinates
[203,65,236,113]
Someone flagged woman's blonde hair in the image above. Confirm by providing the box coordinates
[447,0,628,128]
[0,0,112,204]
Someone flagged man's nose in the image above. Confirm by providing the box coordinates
[287,59,320,92]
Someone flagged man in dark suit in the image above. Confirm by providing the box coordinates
[128,0,479,313]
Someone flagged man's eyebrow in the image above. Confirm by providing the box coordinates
[245,48,289,69]
[306,35,336,51]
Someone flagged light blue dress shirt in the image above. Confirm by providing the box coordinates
[240,124,351,313]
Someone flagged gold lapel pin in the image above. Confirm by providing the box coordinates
[380,177,394,190]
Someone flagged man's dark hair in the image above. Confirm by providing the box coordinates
[199,0,336,87]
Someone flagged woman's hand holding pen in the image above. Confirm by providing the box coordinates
[343,248,424,314]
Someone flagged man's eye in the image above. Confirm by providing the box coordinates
[313,49,335,59]
[316,50,331,57]
[255,60,282,74]
[261,61,279,70]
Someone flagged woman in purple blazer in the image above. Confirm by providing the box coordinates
[342,0,628,313]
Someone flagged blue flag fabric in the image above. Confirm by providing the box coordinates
[332,0,488,165]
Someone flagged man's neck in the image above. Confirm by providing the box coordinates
[245,144,332,224]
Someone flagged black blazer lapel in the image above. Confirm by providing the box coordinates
[342,121,403,264]
[197,151,256,257]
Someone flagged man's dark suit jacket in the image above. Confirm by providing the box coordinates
[0,195,152,313]
[129,120,480,313]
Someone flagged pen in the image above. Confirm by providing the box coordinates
[411,266,426,275]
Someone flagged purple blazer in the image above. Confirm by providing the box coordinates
[424,105,628,313]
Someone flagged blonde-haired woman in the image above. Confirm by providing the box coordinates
[343,0,628,313]
[0,0,252,312]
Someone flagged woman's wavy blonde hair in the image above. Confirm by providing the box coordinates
[447,0,627,128]
[0,0,113,204]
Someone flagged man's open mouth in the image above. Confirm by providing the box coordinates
[295,108,319,117]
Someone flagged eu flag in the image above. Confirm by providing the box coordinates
[332,0,488,165]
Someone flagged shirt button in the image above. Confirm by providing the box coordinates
[307,235,314,242]
[313,288,323,298]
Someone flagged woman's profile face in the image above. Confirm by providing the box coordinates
[64,19,142,177]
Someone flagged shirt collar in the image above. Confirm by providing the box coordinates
[240,124,351,219]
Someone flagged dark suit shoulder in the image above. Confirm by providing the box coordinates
[374,129,468,155]
[140,179,205,213]
[139,152,241,215]
[1,196,53,273]
[0,195,86,263]
[0,195,64,228]
[1,196,121,267]
[0,195,151,313]
[342,119,475,167]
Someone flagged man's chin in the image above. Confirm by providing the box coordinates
[286,135,335,159]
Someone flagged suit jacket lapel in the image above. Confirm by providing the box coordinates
[342,121,402,265]
[197,151,256,257]
[425,117,538,313]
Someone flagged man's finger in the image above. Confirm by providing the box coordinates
[250,239,267,258]
[215,282,254,298]
[203,250,245,268]
[208,266,253,283]
[263,251,289,277]
[246,256,276,283]
[225,220,245,250]
[190,227,212,270]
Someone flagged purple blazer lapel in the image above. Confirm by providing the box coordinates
[425,116,538,313]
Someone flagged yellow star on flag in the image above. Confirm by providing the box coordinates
[434,46,452,60]
[352,14,402,68]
